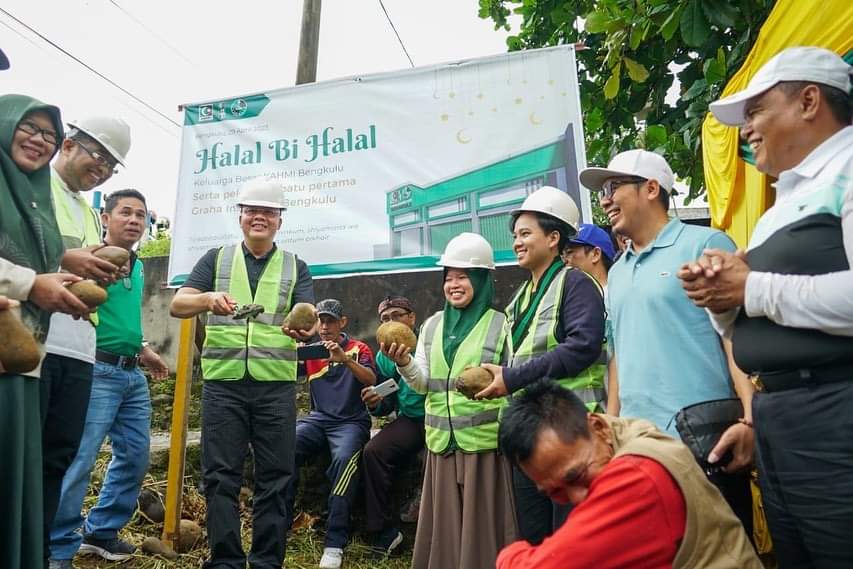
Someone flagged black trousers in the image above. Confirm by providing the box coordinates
[754,380,853,569]
[361,414,425,533]
[512,464,571,545]
[201,380,296,569]
[39,353,93,563]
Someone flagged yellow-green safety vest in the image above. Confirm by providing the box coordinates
[421,308,508,454]
[507,266,605,411]
[201,244,298,381]
[51,174,102,249]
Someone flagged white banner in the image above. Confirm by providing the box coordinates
[168,45,589,285]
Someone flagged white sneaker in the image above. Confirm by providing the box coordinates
[319,546,343,569]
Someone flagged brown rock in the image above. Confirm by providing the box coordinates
[140,536,179,560]
[0,309,41,374]
[68,280,107,308]
[177,519,203,553]
[376,321,417,351]
[455,366,493,399]
[283,302,317,332]
[94,245,130,268]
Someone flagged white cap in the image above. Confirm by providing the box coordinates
[511,186,580,232]
[710,46,852,126]
[236,179,287,209]
[67,117,131,166]
[579,149,675,194]
[437,232,495,270]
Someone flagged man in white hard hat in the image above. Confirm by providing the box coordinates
[579,150,756,536]
[475,186,606,545]
[680,46,853,568]
[41,116,133,566]
[171,178,316,569]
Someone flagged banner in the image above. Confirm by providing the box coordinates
[168,45,590,285]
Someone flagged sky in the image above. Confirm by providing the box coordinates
[1,1,519,219]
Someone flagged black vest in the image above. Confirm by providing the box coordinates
[732,213,853,373]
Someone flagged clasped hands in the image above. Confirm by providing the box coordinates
[677,248,750,313]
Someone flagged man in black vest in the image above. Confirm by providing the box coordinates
[679,46,853,569]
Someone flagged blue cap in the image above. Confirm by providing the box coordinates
[568,224,616,262]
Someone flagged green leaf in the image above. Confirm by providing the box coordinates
[680,0,711,47]
[624,57,650,83]
[660,6,682,41]
[682,78,708,100]
[586,107,605,133]
[701,0,738,29]
[585,10,609,34]
[645,124,668,149]
[604,62,622,100]
[703,56,726,84]
[629,25,643,50]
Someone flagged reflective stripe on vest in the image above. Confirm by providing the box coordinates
[422,309,508,454]
[507,266,605,411]
[51,175,101,249]
[201,245,298,381]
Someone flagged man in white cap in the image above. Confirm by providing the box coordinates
[171,179,315,569]
[579,150,756,535]
[41,116,133,567]
[680,46,853,568]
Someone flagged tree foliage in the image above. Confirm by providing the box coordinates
[479,0,774,202]
[138,232,172,258]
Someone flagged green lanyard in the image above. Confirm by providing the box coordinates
[511,257,563,348]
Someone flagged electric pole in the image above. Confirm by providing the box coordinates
[296,0,322,85]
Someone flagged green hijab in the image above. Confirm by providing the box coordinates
[442,267,496,364]
[0,94,66,340]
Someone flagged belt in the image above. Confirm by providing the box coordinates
[96,349,140,370]
[754,363,852,393]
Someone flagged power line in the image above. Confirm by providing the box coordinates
[378,0,414,68]
[0,7,181,130]
[107,0,197,68]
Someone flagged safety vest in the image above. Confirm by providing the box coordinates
[507,266,605,411]
[51,174,102,249]
[201,244,298,381]
[421,308,508,454]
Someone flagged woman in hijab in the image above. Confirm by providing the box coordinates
[383,232,517,569]
[0,94,85,569]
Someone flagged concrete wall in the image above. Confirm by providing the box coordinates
[140,255,528,369]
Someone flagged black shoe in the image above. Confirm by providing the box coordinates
[370,527,403,559]
[79,535,136,561]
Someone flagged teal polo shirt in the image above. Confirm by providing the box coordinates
[608,218,736,435]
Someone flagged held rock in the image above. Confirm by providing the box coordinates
[0,310,41,374]
[376,321,417,352]
[455,366,494,399]
[94,245,130,268]
[283,302,317,333]
[68,279,108,308]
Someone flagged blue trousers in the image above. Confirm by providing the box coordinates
[286,413,369,549]
[50,362,151,560]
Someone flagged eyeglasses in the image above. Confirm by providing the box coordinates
[241,207,281,218]
[601,177,646,199]
[73,140,118,175]
[380,310,411,323]
[562,446,595,487]
[16,120,60,146]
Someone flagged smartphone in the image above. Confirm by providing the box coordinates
[371,378,400,398]
[297,343,330,360]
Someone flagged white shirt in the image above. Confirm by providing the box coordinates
[711,126,853,338]
[44,173,97,363]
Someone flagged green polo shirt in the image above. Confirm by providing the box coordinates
[376,351,425,420]
[607,218,736,435]
[96,256,144,356]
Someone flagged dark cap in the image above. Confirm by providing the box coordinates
[377,295,414,317]
[316,298,344,320]
[0,48,9,71]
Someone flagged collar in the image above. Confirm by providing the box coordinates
[51,167,84,201]
[241,241,277,261]
[624,217,684,259]
[337,332,350,348]
[774,126,853,194]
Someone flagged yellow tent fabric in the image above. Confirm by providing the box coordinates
[702,0,853,248]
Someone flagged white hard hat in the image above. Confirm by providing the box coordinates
[67,116,131,166]
[711,46,852,126]
[512,186,580,232]
[437,232,495,270]
[579,149,675,194]
[237,179,287,210]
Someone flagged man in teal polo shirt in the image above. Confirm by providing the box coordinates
[49,189,169,568]
[579,150,755,535]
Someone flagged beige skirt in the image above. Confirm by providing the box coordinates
[412,450,518,569]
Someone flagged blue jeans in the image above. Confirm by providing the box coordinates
[49,361,151,560]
